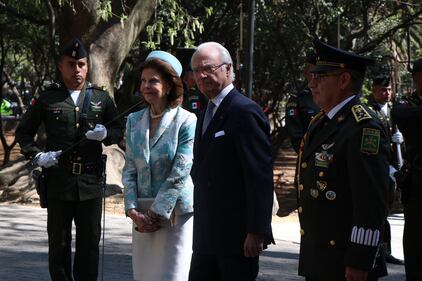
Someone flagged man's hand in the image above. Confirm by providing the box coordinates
[243,233,264,257]
[391,131,404,144]
[345,266,368,281]
[35,150,62,168]
[85,124,107,141]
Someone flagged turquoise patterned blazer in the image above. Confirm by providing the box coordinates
[123,106,196,219]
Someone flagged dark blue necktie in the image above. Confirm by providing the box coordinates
[202,101,215,135]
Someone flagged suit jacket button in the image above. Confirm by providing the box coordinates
[319,171,325,177]
[301,162,307,168]
[75,107,80,112]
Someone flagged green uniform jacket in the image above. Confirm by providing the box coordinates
[285,88,319,153]
[16,82,123,201]
[182,87,207,117]
[296,96,389,280]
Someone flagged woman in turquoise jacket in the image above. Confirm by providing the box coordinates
[123,51,196,281]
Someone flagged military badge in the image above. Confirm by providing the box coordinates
[321,143,334,150]
[315,151,333,168]
[325,190,336,200]
[310,189,319,198]
[361,128,380,155]
[90,101,102,112]
[316,180,327,191]
[352,105,372,123]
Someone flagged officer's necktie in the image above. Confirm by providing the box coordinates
[202,101,215,135]
[309,114,329,144]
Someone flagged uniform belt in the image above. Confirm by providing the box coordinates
[61,161,98,175]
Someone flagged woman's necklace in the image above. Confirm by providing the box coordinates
[150,108,165,119]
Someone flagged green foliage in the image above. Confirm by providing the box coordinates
[142,0,206,49]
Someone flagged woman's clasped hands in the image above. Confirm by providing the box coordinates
[128,209,161,233]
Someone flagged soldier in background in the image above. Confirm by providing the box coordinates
[16,38,123,281]
[176,47,207,117]
[367,75,405,265]
[285,53,320,153]
[391,58,422,281]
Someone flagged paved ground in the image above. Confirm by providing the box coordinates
[0,203,405,280]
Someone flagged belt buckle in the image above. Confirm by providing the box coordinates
[72,162,82,175]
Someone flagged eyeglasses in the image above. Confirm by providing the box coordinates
[192,63,227,75]
[311,72,344,82]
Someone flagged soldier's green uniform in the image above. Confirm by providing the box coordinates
[296,40,389,281]
[17,82,122,200]
[16,38,123,281]
[285,89,319,153]
[182,87,207,117]
[176,47,207,117]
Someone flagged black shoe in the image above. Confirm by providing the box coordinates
[386,254,404,265]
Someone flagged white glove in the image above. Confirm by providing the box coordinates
[35,150,62,168]
[391,131,404,144]
[389,165,397,183]
[85,124,107,141]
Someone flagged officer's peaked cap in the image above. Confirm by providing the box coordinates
[372,75,391,87]
[312,39,374,74]
[61,38,88,60]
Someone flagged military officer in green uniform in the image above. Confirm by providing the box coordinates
[176,47,207,117]
[391,58,422,281]
[367,75,404,265]
[16,38,123,281]
[285,52,320,153]
[296,39,390,281]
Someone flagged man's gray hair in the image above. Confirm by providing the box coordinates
[196,42,235,82]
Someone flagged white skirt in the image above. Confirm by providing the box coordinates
[132,213,193,281]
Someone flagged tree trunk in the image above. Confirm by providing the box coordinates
[59,0,157,97]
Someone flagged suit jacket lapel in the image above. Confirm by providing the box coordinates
[201,89,237,141]
[150,107,177,148]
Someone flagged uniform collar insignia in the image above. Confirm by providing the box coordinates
[321,143,334,150]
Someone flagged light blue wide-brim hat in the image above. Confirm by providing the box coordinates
[146,50,183,77]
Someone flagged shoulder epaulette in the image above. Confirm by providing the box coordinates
[351,105,372,123]
[42,82,60,92]
[88,83,107,92]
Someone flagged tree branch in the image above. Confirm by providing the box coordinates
[0,1,49,25]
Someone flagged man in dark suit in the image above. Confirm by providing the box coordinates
[16,38,123,280]
[297,39,390,281]
[188,42,274,281]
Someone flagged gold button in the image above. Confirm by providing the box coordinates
[299,184,304,191]
[56,117,59,120]
[75,107,80,112]
[319,171,324,177]
[301,162,307,168]
[329,240,336,246]
[298,207,303,213]
[76,156,81,161]
[76,123,80,128]
[300,229,305,236]
[95,114,99,117]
